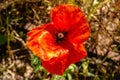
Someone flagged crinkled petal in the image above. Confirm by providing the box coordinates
[68,18,90,44]
[41,41,70,75]
[60,41,87,65]
[51,4,69,31]
[26,23,69,61]
[42,53,69,75]
[51,4,90,44]
[68,44,87,64]
[51,4,84,31]
[42,41,87,75]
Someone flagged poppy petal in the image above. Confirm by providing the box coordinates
[51,4,90,44]
[68,44,87,64]
[51,4,68,31]
[42,52,69,75]
[42,41,87,75]
[60,41,87,65]
[51,4,87,30]
[69,22,90,44]
[26,23,69,61]
[51,4,81,31]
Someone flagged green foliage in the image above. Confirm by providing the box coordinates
[30,54,44,73]
[30,54,48,79]
[0,34,7,46]
[51,64,78,80]
[79,59,95,78]
[67,0,76,5]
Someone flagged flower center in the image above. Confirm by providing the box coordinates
[55,32,67,43]
[58,33,64,39]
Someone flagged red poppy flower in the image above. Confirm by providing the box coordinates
[26,4,90,75]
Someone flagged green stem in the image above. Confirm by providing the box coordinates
[6,11,13,59]
[6,14,11,54]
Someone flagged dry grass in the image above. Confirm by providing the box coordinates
[0,0,120,80]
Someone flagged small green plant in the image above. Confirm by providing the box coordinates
[30,54,48,79]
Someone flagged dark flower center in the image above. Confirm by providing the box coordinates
[55,32,68,43]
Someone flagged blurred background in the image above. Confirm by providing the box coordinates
[0,0,120,80]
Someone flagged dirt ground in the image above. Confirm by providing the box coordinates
[0,0,120,80]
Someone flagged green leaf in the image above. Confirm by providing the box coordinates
[0,34,7,46]
[10,32,14,41]
[67,73,72,80]
[81,60,90,76]
[32,56,40,65]
[67,0,76,5]
[51,75,66,80]
[19,31,24,38]
[11,17,23,22]
[87,72,95,77]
